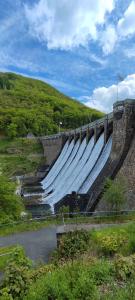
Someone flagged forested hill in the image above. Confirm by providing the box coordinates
[0,72,104,138]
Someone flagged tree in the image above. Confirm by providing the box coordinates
[102,177,127,211]
[7,123,17,139]
[0,175,24,222]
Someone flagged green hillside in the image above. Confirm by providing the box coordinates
[0,72,104,138]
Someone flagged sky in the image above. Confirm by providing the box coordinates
[0,0,135,112]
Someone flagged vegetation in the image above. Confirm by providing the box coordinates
[1,223,135,299]
[0,138,44,177]
[102,177,127,211]
[0,246,19,271]
[0,72,104,138]
[1,210,135,237]
[0,175,24,224]
[0,246,32,299]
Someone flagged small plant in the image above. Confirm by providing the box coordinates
[0,247,32,299]
[59,205,70,218]
[114,254,135,281]
[93,229,127,256]
[52,230,90,262]
[102,176,127,211]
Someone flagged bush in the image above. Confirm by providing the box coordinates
[92,229,127,256]
[102,177,127,211]
[0,247,32,299]
[0,175,24,223]
[53,230,90,262]
[126,223,135,254]
[114,254,135,281]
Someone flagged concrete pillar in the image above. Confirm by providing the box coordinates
[104,116,108,144]
[94,124,102,144]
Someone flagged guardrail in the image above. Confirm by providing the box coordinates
[0,209,135,228]
[39,112,113,140]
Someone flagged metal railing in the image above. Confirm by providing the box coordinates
[0,209,135,228]
[39,113,113,140]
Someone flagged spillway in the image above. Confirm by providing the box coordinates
[23,99,135,215]
[42,132,112,208]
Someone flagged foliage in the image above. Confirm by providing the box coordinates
[114,254,135,281]
[92,229,127,256]
[0,72,104,138]
[0,138,44,177]
[0,246,19,271]
[24,262,100,300]
[0,247,32,300]
[52,230,90,262]
[2,224,135,299]
[0,175,24,222]
[30,264,55,282]
[102,177,127,211]
[59,205,70,216]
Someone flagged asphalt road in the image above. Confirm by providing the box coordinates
[0,226,57,264]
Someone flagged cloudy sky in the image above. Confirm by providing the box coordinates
[0,0,135,112]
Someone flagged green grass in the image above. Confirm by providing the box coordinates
[1,213,135,237]
[0,137,44,176]
[0,246,18,271]
[0,219,59,237]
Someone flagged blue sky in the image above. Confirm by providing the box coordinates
[0,0,135,112]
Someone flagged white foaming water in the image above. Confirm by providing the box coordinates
[42,136,94,205]
[67,133,104,194]
[43,139,75,189]
[41,140,69,188]
[45,139,80,194]
[79,136,112,193]
[42,133,112,208]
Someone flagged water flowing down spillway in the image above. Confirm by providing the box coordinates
[41,132,112,208]
[79,136,112,193]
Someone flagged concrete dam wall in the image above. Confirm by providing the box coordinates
[38,99,135,212]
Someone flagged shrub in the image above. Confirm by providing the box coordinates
[102,177,127,211]
[30,264,55,282]
[0,175,24,223]
[53,230,90,262]
[0,247,32,299]
[114,254,135,281]
[59,205,70,217]
[93,229,127,256]
[126,223,135,254]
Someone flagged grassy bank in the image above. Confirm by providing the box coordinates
[0,137,44,176]
[0,219,57,237]
[0,72,104,137]
[1,212,135,237]
[0,246,19,271]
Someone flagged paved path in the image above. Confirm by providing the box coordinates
[0,226,57,264]
[0,222,124,265]
[57,222,122,234]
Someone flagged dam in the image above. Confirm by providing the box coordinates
[24,99,135,213]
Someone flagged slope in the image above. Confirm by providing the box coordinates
[0,72,104,137]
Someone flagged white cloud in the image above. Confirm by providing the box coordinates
[24,0,115,50]
[100,1,135,55]
[100,25,117,55]
[118,1,135,37]
[84,74,135,112]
